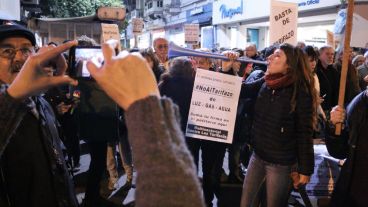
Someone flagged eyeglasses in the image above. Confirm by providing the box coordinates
[0,47,34,59]
[156,44,168,50]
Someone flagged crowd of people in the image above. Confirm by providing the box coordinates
[0,21,367,207]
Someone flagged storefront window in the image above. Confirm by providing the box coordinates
[201,26,214,49]
[247,28,259,48]
[230,27,238,49]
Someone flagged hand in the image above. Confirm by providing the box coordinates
[56,102,72,115]
[232,61,241,73]
[330,105,345,125]
[37,44,68,76]
[87,40,159,110]
[245,63,253,75]
[318,97,324,104]
[291,172,310,189]
[221,51,239,72]
[7,41,78,100]
[364,74,368,83]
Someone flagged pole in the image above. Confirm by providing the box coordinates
[335,0,354,135]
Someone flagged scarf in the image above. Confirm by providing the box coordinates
[264,73,295,89]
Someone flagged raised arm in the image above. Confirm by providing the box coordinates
[87,40,205,207]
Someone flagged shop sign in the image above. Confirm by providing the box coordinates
[269,1,298,45]
[219,0,243,19]
[186,69,242,144]
[213,0,341,25]
[213,0,247,25]
[190,7,204,16]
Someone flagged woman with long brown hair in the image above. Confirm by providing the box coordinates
[229,43,318,207]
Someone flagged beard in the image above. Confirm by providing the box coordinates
[9,61,25,74]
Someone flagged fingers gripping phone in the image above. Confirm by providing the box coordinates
[68,46,103,79]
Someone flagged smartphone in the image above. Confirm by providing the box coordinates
[68,46,103,79]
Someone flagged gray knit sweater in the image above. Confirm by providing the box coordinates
[125,95,205,207]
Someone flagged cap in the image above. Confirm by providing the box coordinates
[0,24,36,46]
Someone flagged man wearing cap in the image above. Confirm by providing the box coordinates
[0,24,78,207]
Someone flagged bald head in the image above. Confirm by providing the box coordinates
[245,43,257,58]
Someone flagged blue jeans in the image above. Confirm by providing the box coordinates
[240,153,293,207]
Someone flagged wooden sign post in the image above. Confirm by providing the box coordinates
[336,0,354,135]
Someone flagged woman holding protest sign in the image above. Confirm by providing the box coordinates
[225,43,318,207]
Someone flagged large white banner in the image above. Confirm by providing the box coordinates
[186,69,242,144]
[269,0,298,46]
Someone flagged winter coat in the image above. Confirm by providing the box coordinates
[0,84,78,207]
[325,90,368,207]
[240,78,315,175]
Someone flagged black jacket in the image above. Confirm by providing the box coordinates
[77,81,119,142]
[316,61,340,111]
[159,76,194,132]
[240,79,314,175]
[0,85,78,207]
[325,90,368,207]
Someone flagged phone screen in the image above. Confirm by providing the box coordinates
[70,47,103,78]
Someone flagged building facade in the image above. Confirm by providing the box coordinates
[132,0,368,50]
[130,0,215,49]
[212,0,368,50]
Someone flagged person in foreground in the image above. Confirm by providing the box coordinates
[325,90,368,207]
[229,43,318,207]
[0,24,78,207]
[2,38,205,207]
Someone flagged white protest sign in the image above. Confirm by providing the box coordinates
[334,10,368,48]
[186,69,242,144]
[184,24,200,45]
[101,23,120,47]
[269,0,298,46]
[351,13,368,48]
[132,18,144,34]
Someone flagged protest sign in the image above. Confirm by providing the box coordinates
[326,30,335,49]
[184,24,200,45]
[351,13,368,48]
[132,18,144,34]
[101,23,121,48]
[269,0,298,46]
[186,69,242,144]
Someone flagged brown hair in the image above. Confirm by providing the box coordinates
[280,43,318,129]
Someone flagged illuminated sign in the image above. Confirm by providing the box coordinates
[219,0,243,19]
